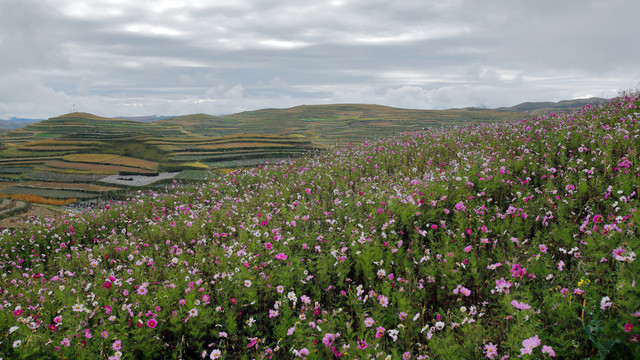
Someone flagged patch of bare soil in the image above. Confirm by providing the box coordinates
[0,205,70,229]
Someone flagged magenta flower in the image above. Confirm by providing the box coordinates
[510,263,527,279]
[147,318,158,328]
[625,323,634,332]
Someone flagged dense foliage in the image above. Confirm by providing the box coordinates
[1,95,639,359]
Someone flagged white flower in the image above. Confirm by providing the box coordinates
[13,340,22,348]
[210,349,222,359]
[9,326,18,334]
[435,321,445,330]
[244,280,252,287]
[600,296,613,310]
[287,291,297,304]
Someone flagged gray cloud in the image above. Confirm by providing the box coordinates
[1,0,639,118]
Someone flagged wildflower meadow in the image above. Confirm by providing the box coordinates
[1,94,639,359]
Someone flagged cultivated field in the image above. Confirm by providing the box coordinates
[1,106,523,215]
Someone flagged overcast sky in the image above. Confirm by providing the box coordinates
[1,0,639,119]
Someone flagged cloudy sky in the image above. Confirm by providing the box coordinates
[1,0,639,119]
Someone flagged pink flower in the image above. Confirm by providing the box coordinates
[464,245,472,253]
[375,326,385,338]
[275,252,288,260]
[298,348,310,357]
[403,351,411,359]
[495,278,512,294]
[265,242,273,250]
[112,340,122,351]
[510,263,527,279]
[625,323,634,332]
[539,244,548,253]
[511,300,531,310]
[101,330,109,339]
[61,338,71,347]
[147,318,158,328]
[248,337,258,348]
[364,317,375,327]
[484,342,498,359]
[322,332,339,347]
[520,335,540,355]
[541,345,555,357]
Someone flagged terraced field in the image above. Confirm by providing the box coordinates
[0,105,523,216]
[0,113,323,212]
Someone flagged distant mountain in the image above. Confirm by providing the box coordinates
[497,97,609,113]
[156,104,524,143]
[0,118,41,131]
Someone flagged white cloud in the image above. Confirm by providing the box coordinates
[1,0,639,119]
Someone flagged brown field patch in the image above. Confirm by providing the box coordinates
[60,154,157,170]
[45,160,156,174]
[23,139,101,146]
[23,146,85,151]
[20,181,121,192]
[62,154,120,163]
[0,194,76,206]
[105,156,158,170]
[199,142,294,150]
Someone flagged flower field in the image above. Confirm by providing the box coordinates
[1,95,639,359]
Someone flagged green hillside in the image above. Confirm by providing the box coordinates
[0,95,638,359]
